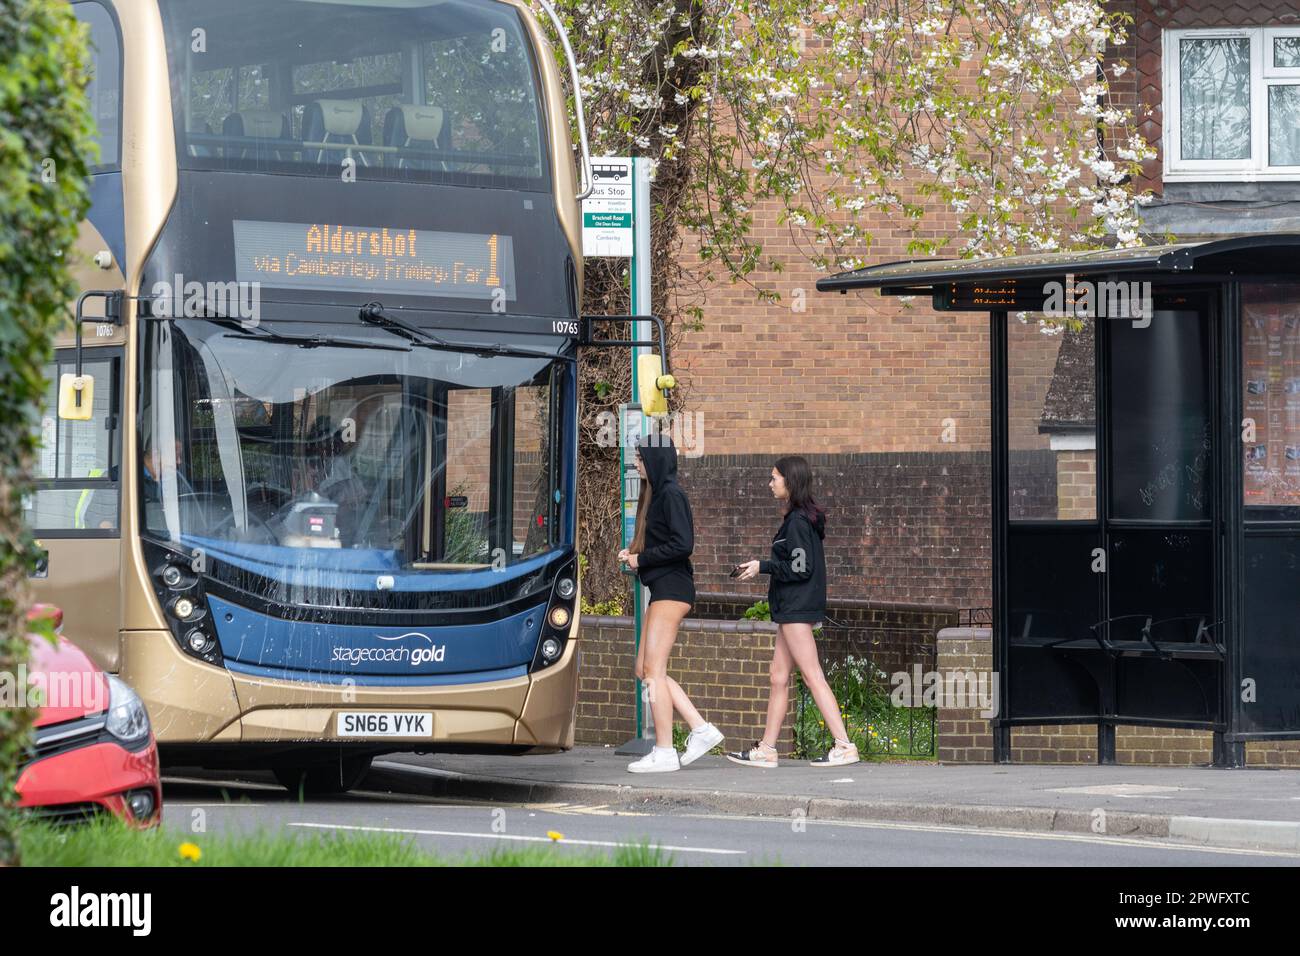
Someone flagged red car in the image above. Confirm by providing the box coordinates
[16,606,161,827]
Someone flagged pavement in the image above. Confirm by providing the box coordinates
[370,748,1300,854]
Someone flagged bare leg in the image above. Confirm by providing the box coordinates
[759,629,794,749]
[781,623,851,744]
[663,676,705,731]
[631,616,702,728]
[643,600,692,748]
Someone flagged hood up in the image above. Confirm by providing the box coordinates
[637,435,678,491]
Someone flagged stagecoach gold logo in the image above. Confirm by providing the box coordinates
[232,219,517,301]
[331,631,447,667]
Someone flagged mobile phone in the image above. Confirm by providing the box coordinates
[728,564,743,578]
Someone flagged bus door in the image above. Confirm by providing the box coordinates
[26,348,124,671]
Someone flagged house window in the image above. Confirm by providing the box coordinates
[1164,28,1300,180]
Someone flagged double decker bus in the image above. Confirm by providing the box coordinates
[30,0,666,792]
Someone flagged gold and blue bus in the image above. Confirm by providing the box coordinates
[29,0,665,792]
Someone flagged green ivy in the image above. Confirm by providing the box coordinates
[0,0,95,865]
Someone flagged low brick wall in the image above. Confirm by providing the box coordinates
[575,598,958,750]
[575,615,797,752]
[692,592,955,677]
[936,627,1300,768]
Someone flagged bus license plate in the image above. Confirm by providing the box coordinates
[337,711,433,738]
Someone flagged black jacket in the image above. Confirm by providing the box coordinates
[761,507,827,623]
[634,439,694,585]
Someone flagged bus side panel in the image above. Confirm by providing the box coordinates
[118,630,242,743]
[31,539,122,672]
[515,637,579,751]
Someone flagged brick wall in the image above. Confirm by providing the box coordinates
[575,615,799,752]
[936,627,1300,767]
[1055,450,1097,521]
[575,598,957,750]
[690,591,955,678]
[674,451,1057,610]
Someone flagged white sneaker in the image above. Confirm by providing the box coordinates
[679,723,724,766]
[627,747,681,773]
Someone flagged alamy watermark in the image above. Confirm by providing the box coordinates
[1043,272,1152,327]
[0,667,108,712]
[890,665,999,718]
[150,274,261,328]
[595,404,705,458]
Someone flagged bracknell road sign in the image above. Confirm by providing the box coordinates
[582,156,633,257]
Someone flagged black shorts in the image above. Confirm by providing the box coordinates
[644,569,695,607]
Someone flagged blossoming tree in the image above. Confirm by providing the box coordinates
[538,0,1156,600]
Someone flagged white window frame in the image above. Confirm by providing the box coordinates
[1263,27,1300,77]
[1164,27,1300,182]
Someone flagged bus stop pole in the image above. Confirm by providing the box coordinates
[615,156,654,756]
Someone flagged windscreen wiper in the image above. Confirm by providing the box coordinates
[146,305,413,353]
[224,328,412,352]
[359,302,574,362]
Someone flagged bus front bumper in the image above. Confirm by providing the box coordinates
[118,630,579,752]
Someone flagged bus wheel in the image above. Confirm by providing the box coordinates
[273,756,373,796]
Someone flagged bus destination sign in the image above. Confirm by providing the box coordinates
[233,220,517,301]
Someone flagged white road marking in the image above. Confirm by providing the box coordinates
[163,775,286,793]
[671,811,1300,858]
[1043,784,1201,796]
[287,821,745,856]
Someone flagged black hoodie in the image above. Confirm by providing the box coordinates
[760,506,827,623]
[633,437,694,585]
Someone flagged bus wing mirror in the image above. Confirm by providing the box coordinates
[579,314,671,376]
[58,372,95,421]
[637,353,675,416]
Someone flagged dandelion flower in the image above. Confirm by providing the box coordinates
[178,842,202,862]
[547,830,564,842]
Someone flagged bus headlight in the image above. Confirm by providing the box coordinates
[144,540,223,667]
[185,628,214,654]
[531,557,577,672]
[105,675,151,743]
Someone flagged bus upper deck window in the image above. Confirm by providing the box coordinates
[161,0,549,188]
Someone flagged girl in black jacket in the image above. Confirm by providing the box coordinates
[730,456,859,768]
[616,435,722,773]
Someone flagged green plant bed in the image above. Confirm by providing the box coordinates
[19,817,675,867]
[792,657,937,761]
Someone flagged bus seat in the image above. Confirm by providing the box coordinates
[222,110,291,163]
[383,104,448,170]
[302,99,373,167]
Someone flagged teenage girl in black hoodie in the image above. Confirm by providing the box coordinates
[730,455,859,768]
[617,435,723,773]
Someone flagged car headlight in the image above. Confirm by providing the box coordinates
[105,675,151,743]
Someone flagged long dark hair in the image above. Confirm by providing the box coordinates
[773,455,825,525]
[630,470,652,554]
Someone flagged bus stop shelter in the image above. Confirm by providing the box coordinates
[818,235,1300,767]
